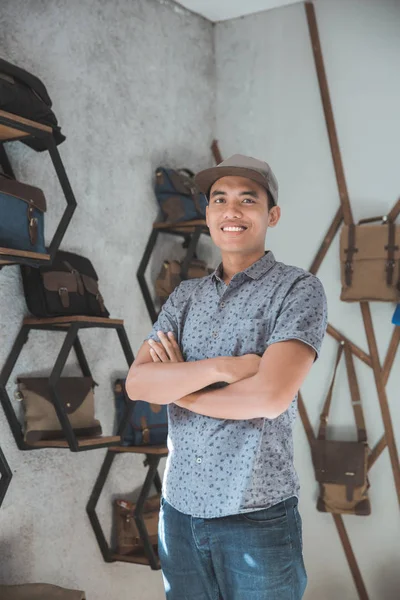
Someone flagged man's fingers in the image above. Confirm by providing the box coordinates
[148,339,169,362]
[167,332,185,362]
[157,330,180,362]
[150,348,161,362]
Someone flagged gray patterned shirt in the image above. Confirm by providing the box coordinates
[145,251,328,518]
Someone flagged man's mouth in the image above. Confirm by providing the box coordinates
[220,225,248,233]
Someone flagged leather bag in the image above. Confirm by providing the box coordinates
[154,167,207,224]
[155,257,213,306]
[0,57,66,151]
[340,215,400,301]
[16,377,102,443]
[114,494,161,555]
[311,342,371,516]
[0,173,47,254]
[114,379,168,446]
[20,250,109,318]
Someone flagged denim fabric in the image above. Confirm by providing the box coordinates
[158,495,307,600]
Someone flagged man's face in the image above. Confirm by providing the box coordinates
[205,175,280,254]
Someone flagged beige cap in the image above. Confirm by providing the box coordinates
[194,153,279,205]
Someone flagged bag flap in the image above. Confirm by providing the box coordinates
[42,271,78,293]
[0,57,52,106]
[340,224,400,261]
[41,251,98,279]
[311,439,368,486]
[156,168,195,196]
[0,174,47,212]
[81,274,99,296]
[17,377,94,414]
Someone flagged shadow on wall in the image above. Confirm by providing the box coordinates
[0,531,33,583]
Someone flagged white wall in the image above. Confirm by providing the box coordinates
[215,0,400,598]
[0,1,216,598]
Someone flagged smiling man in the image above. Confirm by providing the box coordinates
[126,154,328,600]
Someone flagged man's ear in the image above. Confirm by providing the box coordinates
[268,206,281,228]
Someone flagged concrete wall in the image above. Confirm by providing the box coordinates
[0,1,215,598]
[214,1,400,598]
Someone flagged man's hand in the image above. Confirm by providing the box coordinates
[148,331,184,363]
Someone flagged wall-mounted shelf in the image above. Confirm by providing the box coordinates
[0,316,134,452]
[0,110,77,268]
[137,218,210,323]
[87,444,168,570]
[0,446,12,508]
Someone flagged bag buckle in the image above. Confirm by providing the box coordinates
[58,287,69,308]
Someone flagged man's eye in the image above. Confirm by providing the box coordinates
[243,198,255,203]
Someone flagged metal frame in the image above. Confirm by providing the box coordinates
[0,318,134,452]
[86,446,168,569]
[0,110,77,268]
[137,222,210,323]
[0,446,12,508]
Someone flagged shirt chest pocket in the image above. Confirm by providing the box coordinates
[232,318,269,356]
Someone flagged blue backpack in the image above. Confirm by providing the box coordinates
[154,167,207,224]
[114,379,168,447]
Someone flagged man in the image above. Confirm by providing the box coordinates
[126,154,328,599]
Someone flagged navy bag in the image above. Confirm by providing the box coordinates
[114,378,168,446]
[0,174,46,254]
[154,167,207,224]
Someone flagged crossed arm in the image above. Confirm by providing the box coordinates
[126,330,316,420]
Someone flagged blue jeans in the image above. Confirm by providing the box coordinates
[158,496,307,600]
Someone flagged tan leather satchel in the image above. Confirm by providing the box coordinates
[340,215,400,301]
[311,342,371,516]
[0,583,85,600]
[16,377,102,443]
[155,258,213,306]
[115,494,161,555]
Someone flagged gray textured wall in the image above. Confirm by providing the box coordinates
[215,1,400,599]
[0,1,215,598]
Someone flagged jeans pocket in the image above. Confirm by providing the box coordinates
[293,506,303,550]
[160,495,166,509]
[242,500,287,524]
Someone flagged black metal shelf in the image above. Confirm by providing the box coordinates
[0,316,134,452]
[137,218,210,323]
[0,446,12,508]
[0,109,77,268]
[87,445,168,570]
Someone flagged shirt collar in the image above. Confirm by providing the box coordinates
[211,250,276,282]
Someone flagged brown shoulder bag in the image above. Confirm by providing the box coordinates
[311,342,371,516]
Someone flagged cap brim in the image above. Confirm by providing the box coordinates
[194,166,274,203]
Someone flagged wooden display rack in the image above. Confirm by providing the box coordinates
[0,109,77,267]
[0,316,134,452]
[293,5,400,599]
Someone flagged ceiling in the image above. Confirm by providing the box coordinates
[175,0,301,22]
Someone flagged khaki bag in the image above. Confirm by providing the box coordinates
[0,583,85,600]
[311,342,371,516]
[115,493,161,555]
[340,215,400,301]
[16,377,102,443]
[155,258,213,306]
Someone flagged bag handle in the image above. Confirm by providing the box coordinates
[318,341,367,443]
[318,342,344,440]
[177,168,195,178]
[343,343,367,443]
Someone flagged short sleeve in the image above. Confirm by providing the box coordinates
[144,284,180,343]
[267,274,328,361]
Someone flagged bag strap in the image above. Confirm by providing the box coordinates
[318,341,368,443]
[343,343,367,443]
[317,342,344,440]
[344,224,358,286]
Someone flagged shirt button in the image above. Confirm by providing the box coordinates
[212,331,218,338]
[196,457,202,464]
[220,302,225,308]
